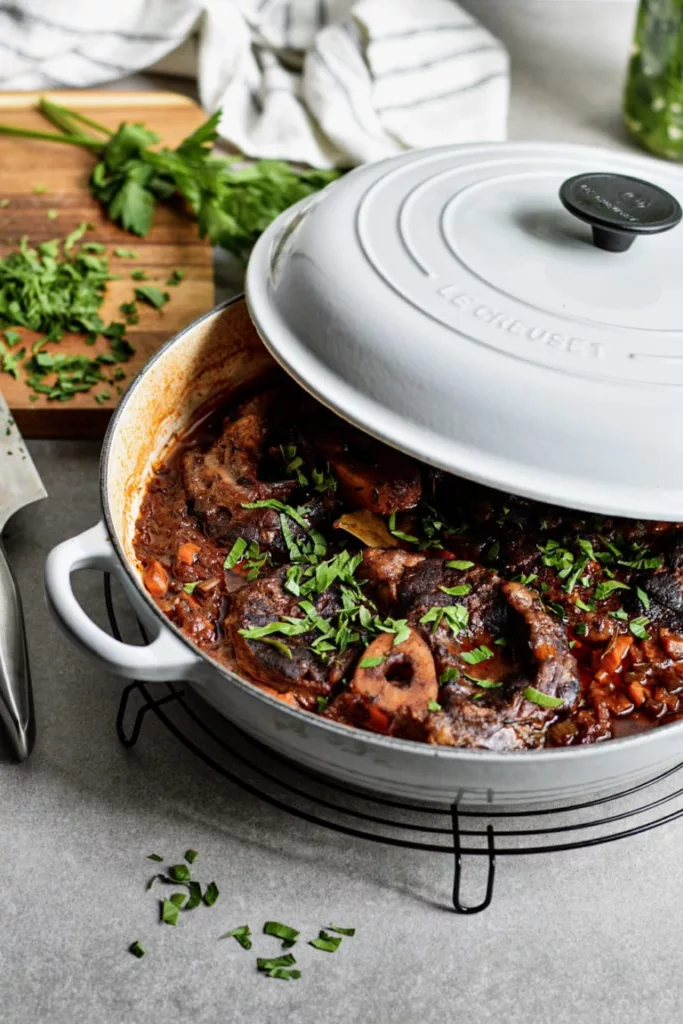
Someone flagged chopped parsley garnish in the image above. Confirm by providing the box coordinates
[574,621,588,636]
[523,687,564,709]
[224,536,247,570]
[595,580,630,602]
[264,921,299,947]
[440,668,459,684]
[629,617,650,640]
[439,584,471,597]
[259,638,293,659]
[182,582,199,594]
[359,655,386,669]
[636,586,650,610]
[460,645,494,665]
[419,604,469,636]
[470,678,502,689]
[547,601,568,621]
[511,572,538,586]
[428,700,442,711]
[388,511,419,545]
[129,941,146,958]
[185,849,198,864]
[327,925,355,936]
[166,269,185,286]
[221,925,252,949]
[445,560,474,570]
[609,609,629,621]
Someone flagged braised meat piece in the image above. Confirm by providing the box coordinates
[359,548,426,607]
[628,533,683,631]
[182,394,298,550]
[316,424,421,514]
[225,568,356,698]
[396,560,579,750]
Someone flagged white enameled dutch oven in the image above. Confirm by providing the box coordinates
[45,142,683,807]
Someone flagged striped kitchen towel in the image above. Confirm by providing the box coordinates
[0,0,509,167]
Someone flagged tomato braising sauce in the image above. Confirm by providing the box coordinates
[134,381,683,750]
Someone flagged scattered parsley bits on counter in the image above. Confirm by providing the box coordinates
[0,198,9,207]
[128,941,146,959]
[161,898,181,926]
[135,285,169,309]
[221,925,252,950]
[186,881,202,910]
[327,926,355,936]
[131,269,147,280]
[168,864,191,882]
[147,854,164,862]
[264,921,299,947]
[33,185,46,194]
[309,930,343,953]
[166,269,184,286]
[46,208,57,220]
[257,954,301,980]
[202,881,220,907]
[114,248,138,258]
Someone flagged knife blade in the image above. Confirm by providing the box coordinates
[0,390,46,761]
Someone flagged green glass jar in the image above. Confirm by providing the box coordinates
[624,0,683,159]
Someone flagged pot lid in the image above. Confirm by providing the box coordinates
[246,142,683,521]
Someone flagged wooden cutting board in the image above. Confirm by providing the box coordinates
[0,90,214,438]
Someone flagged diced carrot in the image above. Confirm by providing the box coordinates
[143,559,169,598]
[628,681,647,707]
[600,634,633,674]
[177,542,201,566]
[367,705,391,734]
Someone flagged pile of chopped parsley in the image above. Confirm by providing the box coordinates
[0,98,341,263]
[130,848,355,979]
[0,226,184,403]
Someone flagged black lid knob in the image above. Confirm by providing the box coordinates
[559,172,682,252]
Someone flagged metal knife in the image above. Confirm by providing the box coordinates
[0,391,46,761]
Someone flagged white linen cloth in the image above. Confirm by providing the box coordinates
[0,0,509,167]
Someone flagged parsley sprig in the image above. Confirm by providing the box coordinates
[0,99,341,262]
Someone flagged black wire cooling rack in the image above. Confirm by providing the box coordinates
[105,576,683,914]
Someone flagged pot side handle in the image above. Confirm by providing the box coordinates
[44,521,201,682]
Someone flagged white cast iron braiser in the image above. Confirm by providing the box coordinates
[44,297,683,808]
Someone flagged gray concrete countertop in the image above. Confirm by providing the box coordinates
[7,4,682,1023]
